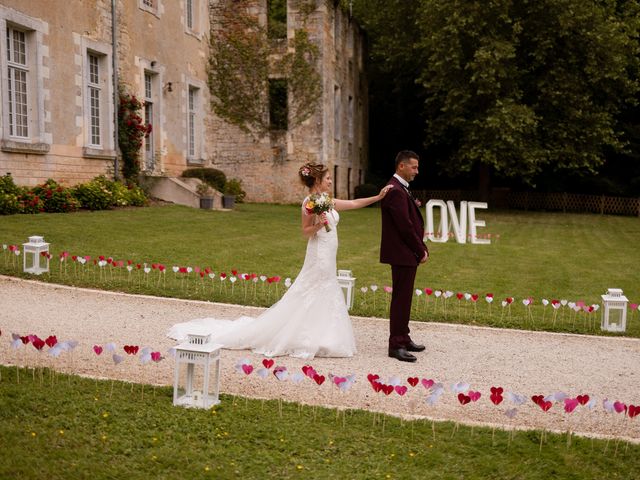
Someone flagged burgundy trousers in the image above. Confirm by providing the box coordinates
[388,264,417,349]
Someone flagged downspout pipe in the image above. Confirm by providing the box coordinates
[111,0,120,180]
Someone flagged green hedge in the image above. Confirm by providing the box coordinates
[181,167,227,192]
[0,174,147,215]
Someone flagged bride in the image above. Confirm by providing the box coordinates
[167,163,392,359]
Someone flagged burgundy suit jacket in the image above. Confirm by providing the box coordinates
[379,176,428,266]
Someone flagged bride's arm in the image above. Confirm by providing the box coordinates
[301,210,328,238]
[333,185,393,212]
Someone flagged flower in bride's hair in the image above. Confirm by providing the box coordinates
[300,166,311,177]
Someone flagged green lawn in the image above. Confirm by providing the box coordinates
[1,366,638,480]
[1,204,639,336]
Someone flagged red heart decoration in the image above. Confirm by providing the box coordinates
[490,386,504,395]
[577,394,590,405]
[150,352,162,362]
[407,377,419,387]
[471,294,479,302]
[232,269,238,276]
[395,385,408,396]
[93,345,103,356]
[486,293,494,298]
[490,393,503,405]
[506,297,514,304]
[313,374,325,386]
[383,384,394,396]
[628,405,639,418]
[551,299,559,305]
[371,381,383,393]
[367,373,380,383]
[425,288,433,295]
[45,335,57,348]
[32,338,45,350]
[531,395,544,405]
[241,364,254,375]
[540,401,553,412]
[262,359,274,369]
[458,393,471,405]
[456,292,464,300]
[20,336,30,344]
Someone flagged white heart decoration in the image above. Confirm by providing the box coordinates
[230,277,237,283]
[208,273,215,279]
[560,299,568,306]
[522,299,530,306]
[415,289,423,296]
[284,278,292,287]
[126,265,133,272]
[370,285,378,292]
[260,275,267,282]
[464,293,471,300]
[144,267,151,274]
[568,302,576,309]
[360,286,368,293]
[172,266,179,273]
[542,299,549,306]
[444,290,454,298]
[434,290,442,297]
[501,300,507,307]
[592,304,600,311]
[187,267,193,273]
[485,296,493,303]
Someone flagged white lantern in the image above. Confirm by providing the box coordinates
[173,334,222,408]
[337,269,356,310]
[22,236,50,275]
[601,288,628,332]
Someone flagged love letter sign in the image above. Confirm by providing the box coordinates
[425,200,489,245]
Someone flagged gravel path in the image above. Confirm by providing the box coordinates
[1,275,638,442]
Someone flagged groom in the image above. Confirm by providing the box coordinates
[380,150,429,362]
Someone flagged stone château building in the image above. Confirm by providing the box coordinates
[0,0,367,203]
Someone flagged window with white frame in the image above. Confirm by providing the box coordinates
[1,9,48,152]
[187,86,198,159]
[87,53,101,146]
[144,71,155,170]
[6,26,29,138]
[186,0,194,30]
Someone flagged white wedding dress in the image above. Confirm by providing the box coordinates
[166,200,356,359]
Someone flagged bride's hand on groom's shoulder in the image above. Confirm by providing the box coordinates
[379,185,393,199]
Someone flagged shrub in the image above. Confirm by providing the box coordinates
[0,192,21,215]
[182,168,226,192]
[17,189,44,214]
[0,173,20,195]
[73,177,113,210]
[124,183,147,206]
[223,178,246,203]
[32,179,80,213]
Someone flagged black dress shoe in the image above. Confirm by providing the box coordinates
[405,341,426,352]
[388,347,417,363]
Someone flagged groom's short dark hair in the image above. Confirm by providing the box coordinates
[395,150,419,167]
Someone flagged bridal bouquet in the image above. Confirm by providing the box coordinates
[305,192,334,232]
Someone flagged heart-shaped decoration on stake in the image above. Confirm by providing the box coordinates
[313,374,325,386]
[564,398,579,413]
[457,393,471,405]
[613,401,627,414]
[421,378,435,390]
[395,385,408,396]
[490,386,504,405]
[577,394,590,405]
[468,390,481,402]
[539,401,553,412]
[628,405,639,418]
[112,354,124,365]
[407,377,419,387]
[93,345,103,356]
[367,373,380,383]
[241,364,254,375]
[262,359,274,369]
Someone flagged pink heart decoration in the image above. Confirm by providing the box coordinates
[93,345,103,356]
[333,376,347,386]
[421,378,435,389]
[613,401,627,414]
[150,351,162,362]
[468,390,481,402]
[242,364,254,375]
[564,398,579,413]
[394,385,408,396]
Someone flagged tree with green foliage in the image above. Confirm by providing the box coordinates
[352,0,640,196]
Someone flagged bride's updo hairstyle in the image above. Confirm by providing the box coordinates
[298,163,328,188]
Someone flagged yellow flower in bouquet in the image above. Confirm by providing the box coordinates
[305,192,334,232]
